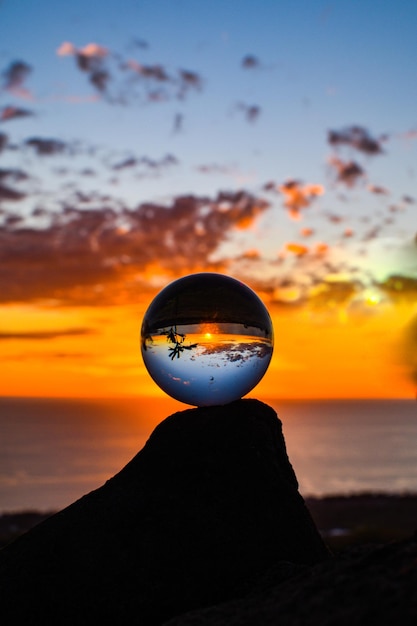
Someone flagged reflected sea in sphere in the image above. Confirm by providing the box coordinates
[141,273,273,406]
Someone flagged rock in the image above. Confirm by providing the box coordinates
[163,536,417,625]
[0,399,329,625]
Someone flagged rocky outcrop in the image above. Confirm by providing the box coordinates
[0,399,328,625]
[164,536,417,625]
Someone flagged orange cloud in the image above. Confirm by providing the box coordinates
[285,243,309,256]
[0,190,270,305]
[328,157,365,187]
[279,180,324,218]
[56,41,108,58]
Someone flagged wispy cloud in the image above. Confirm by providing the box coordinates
[56,40,204,104]
[328,126,386,155]
[0,328,96,340]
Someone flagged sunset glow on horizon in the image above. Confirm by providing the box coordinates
[0,0,416,401]
[1,290,415,400]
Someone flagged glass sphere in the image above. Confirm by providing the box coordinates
[141,273,273,406]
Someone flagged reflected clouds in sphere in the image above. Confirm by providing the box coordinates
[141,273,274,406]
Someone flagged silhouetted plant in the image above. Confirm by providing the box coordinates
[163,326,197,360]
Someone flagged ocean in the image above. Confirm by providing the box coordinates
[0,397,416,513]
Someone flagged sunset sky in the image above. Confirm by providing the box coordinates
[1,0,416,400]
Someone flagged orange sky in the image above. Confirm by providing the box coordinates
[0,188,416,401]
[1,284,415,400]
[1,1,417,403]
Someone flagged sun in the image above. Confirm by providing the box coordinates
[199,323,219,339]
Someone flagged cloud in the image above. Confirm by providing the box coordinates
[300,227,314,237]
[278,180,324,218]
[368,184,389,195]
[0,132,7,152]
[236,102,261,123]
[0,167,29,183]
[285,242,309,256]
[0,189,270,305]
[328,126,385,155]
[57,40,203,103]
[0,169,30,206]
[328,157,365,187]
[0,328,96,340]
[378,275,417,303]
[241,54,260,69]
[25,137,67,155]
[110,153,178,173]
[56,42,77,57]
[57,41,111,93]
[1,60,32,98]
[0,105,34,122]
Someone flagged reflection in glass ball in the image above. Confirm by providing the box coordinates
[141,273,274,406]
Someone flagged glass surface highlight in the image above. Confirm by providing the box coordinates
[141,273,273,406]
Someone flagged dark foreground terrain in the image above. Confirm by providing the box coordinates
[1,400,416,625]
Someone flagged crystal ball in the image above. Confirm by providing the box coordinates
[141,273,274,406]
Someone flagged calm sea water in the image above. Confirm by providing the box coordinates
[0,397,416,512]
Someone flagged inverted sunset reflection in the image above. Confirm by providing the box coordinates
[142,323,273,407]
[141,274,274,406]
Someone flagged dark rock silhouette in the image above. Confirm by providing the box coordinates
[0,399,329,625]
[164,536,417,626]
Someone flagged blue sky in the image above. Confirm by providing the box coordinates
[1,0,416,286]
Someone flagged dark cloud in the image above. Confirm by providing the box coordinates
[70,44,111,93]
[328,126,385,155]
[328,157,365,187]
[378,275,417,302]
[0,190,270,304]
[57,41,203,104]
[0,167,29,183]
[25,137,67,155]
[241,55,260,69]
[1,60,32,92]
[89,68,110,93]
[0,328,96,340]
[112,157,138,171]
[0,105,34,122]
[237,103,261,123]
[127,61,169,81]
[110,153,178,175]
[0,183,26,201]
[0,132,8,152]
[3,212,25,225]
[177,69,203,97]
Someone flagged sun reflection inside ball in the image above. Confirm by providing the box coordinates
[140,273,274,406]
